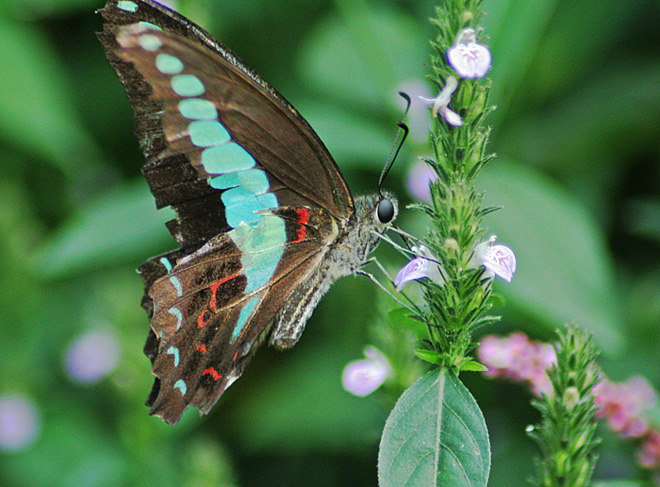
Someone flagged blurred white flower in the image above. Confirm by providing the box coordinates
[406,159,437,202]
[65,329,121,384]
[342,347,392,397]
[395,80,434,143]
[0,395,41,452]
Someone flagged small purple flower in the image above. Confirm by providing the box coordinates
[342,346,392,397]
[420,76,463,126]
[394,246,445,291]
[447,28,492,79]
[471,235,517,282]
[0,395,41,452]
[65,329,121,384]
[406,160,438,202]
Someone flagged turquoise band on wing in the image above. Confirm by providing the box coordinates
[135,37,287,346]
[179,99,217,120]
[189,121,230,147]
[117,0,138,12]
[174,379,187,395]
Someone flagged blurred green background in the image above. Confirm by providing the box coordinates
[0,0,659,485]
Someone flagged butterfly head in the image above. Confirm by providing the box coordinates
[348,191,398,261]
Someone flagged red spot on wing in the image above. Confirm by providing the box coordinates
[203,367,222,381]
[197,309,211,328]
[209,271,241,310]
[197,271,241,327]
[196,343,207,354]
[293,207,311,243]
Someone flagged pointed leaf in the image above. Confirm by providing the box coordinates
[414,349,443,365]
[460,361,489,373]
[378,368,490,487]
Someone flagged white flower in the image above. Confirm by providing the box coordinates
[419,76,463,126]
[394,245,445,291]
[447,28,492,79]
[342,347,392,397]
[471,235,516,282]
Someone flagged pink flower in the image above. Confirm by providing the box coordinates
[342,347,392,397]
[478,332,556,395]
[478,333,660,473]
[594,376,657,438]
[447,28,492,79]
[471,235,517,282]
[638,431,660,469]
[419,76,463,126]
[393,246,445,291]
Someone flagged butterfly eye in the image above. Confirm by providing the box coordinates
[376,198,395,224]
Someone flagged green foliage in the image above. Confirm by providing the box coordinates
[378,368,490,486]
[0,0,657,485]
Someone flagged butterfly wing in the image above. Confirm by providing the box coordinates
[97,0,354,424]
[98,0,353,249]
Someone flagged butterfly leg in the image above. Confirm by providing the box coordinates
[356,263,419,315]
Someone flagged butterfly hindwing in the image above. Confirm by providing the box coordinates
[138,206,332,423]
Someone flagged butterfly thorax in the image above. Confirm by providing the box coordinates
[268,192,397,349]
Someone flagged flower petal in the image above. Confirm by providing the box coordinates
[472,236,516,282]
[420,76,460,122]
[447,28,492,79]
[482,244,517,282]
[394,251,444,291]
[440,106,463,126]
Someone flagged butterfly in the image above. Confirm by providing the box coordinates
[97,0,397,424]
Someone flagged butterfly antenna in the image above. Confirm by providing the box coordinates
[378,92,411,196]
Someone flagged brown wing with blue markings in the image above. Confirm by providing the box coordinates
[97,0,354,251]
[97,0,357,424]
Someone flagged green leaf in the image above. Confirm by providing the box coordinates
[460,361,489,373]
[414,349,443,365]
[32,180,174,279]
[483,0,560,125]
[298,7,427,104]
[0,18,106,177]
[378,368,490,487]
